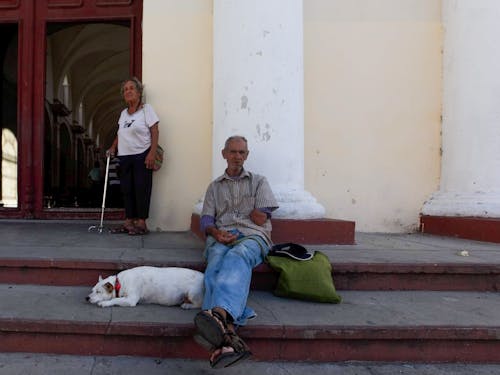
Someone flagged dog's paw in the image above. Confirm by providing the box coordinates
[97,301,112,307]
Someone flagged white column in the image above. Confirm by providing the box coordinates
[422,0,500,217]
[208,0,324,218]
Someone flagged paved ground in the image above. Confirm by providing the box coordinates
[1,353,500,375]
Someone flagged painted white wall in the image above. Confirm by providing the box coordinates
[304,0,442,232]
[142,0,212,231]
[422,0,500,218]
[142,0,443,233]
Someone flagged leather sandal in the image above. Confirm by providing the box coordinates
[223,330,251,354]
[193,333,216,351]
[194,309,227,349]
[209,345,251,369]
[195,309,252,368]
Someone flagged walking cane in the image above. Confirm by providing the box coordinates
[88,154,111,233]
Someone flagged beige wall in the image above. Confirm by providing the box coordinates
[143,0,212,231]
[304,0,442,232]
[142,0,442,233]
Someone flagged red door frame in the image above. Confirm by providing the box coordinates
[0,0,142,219]
[0,1,35,218]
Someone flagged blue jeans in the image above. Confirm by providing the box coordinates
[202,230,269,326]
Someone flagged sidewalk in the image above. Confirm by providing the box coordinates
[1,353,500,375]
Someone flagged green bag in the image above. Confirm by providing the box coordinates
[266,250,341,303]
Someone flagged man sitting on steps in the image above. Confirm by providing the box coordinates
[194,135,279,368]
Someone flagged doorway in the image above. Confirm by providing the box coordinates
[44,22,129,210]
[0,0,142,219]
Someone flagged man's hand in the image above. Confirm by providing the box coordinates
[207,227,238,244]
[250,209,267,226]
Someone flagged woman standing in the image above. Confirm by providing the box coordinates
[107,77,159,235]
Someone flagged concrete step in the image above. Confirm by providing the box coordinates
[0,284,499,362]
[191,214,356,244]
[2,353,500,375]
[1,252,499,292]
[0,229,499,291]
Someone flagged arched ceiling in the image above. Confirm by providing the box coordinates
[46,23,130,149]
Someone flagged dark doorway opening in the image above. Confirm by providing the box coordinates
[43,22,129,209]
[0,0,142,220]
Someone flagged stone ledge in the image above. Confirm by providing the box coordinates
[420,215,500,243]
[1,319,499,362]
[190,214,355,245]
[2,259,499,291]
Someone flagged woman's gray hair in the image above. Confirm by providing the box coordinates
[120,77,144,99]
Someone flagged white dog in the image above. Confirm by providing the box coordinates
[87,266,204,309]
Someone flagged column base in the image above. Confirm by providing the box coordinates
[420,215,500,243]
[192,186,355,244]
[190,213,355,245]
[271,186,326,219]
[421,191,500,217]
[193,186,328,219]
[421,191,500,242]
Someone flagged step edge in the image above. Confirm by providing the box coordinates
[1,318,499,340]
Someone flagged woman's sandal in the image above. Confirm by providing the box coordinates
[128,225,150,236]
[110,224,134,234]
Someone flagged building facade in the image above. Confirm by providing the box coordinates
[1,1,497,238]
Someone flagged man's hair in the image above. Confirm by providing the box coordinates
[224,135,248,150]
[120,77,144,99]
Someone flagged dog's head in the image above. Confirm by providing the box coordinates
[86,275,116,304]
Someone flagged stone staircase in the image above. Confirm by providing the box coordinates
[0,221,499,363]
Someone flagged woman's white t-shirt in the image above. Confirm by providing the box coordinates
[117,104,159,156]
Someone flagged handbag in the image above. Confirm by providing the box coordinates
[153,145,164,171]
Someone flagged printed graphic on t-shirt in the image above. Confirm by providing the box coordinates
[123,119,135,128]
